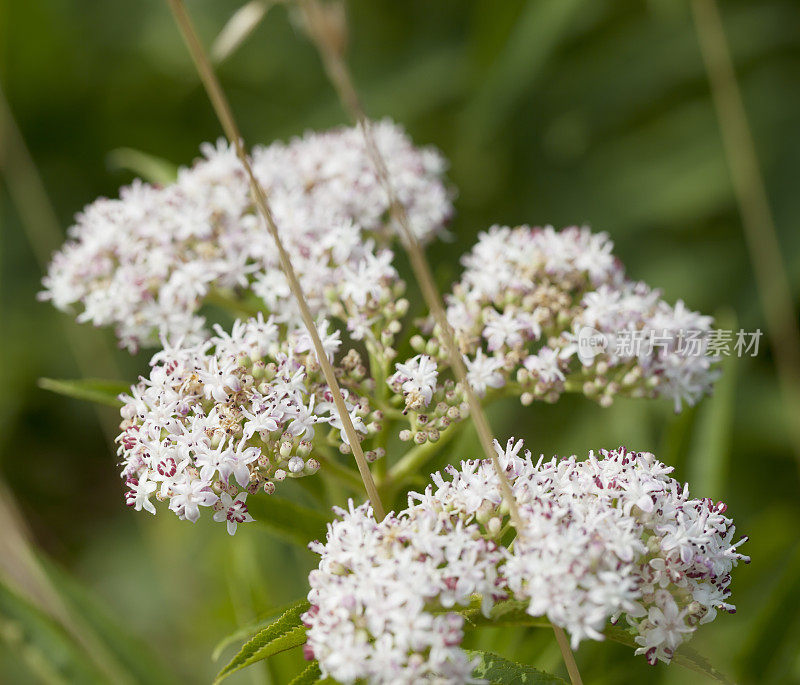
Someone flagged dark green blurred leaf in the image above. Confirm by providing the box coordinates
[247,494,330,546]
[40,559,178,685]
[0,580,105,684]
[215,598,309,682]
[38,378,129,408]
[467,650,567,684]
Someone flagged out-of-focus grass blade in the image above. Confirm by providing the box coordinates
[40,559,179,685]
[688,309,738,498]
[461,0,587,143]
[106,148,178,186]
[737,542,800,682]
[38,377,129,408]
[212,1,272,64]
[0,579,105,685]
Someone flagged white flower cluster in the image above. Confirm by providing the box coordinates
[434,440,749,664]
[405,225,718,413]
[41,121,452,351]
[117,316,378,533]
[303,500,504,684]
[305,440,748,681]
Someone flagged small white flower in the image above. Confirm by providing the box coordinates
[168,475,218,523]
[524,347,565,384]
[213,492,255,535]
[389,355,438,410]
[125,475,157,515]
[464,349,505,396]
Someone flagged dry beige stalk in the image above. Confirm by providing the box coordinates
[691,0,800,474]
[298,2,583,682]
[165,0,385,521]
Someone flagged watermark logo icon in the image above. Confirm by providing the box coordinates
[576,326,608,364]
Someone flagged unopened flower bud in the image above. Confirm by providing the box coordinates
[410,335,426,352]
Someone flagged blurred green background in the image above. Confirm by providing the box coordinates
[1,0,799,683]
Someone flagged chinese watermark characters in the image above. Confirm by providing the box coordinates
[577,327,762,360]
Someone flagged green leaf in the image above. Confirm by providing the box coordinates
[288,661,323,685]
[38,378,129,408]
[215,599,309,683]
[246,494,329,547]
[106,148,178,186]
[39,558,178,684]
[603,625,732,683]
[467,650,568,684]
[212,598,312,663]
[0,580,105,684]
[460,598,550,630]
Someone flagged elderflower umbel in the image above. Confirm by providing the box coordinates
[305,439,747,680]
[303,500,504,684]
[399,225,719,414]
[41,120,452,351]
[117,316,378,532]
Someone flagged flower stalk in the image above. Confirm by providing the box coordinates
[298,2,582,680]
[691,0,800,472]
[164,0,385,520]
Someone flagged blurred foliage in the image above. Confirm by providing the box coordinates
[1,0,799,683]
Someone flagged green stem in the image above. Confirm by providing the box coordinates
[315,446,365,492]
[381,419,465,498]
